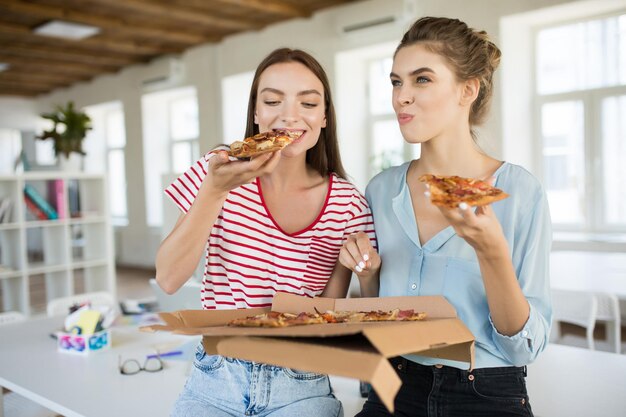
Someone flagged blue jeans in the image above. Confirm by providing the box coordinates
[356,357,533,417]
[171,343,343,417]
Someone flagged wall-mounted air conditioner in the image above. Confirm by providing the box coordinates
[334,0,417,36]
[141,57,186,92]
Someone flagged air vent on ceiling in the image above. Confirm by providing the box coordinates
[341,16,397,33]
[334,0,417,36]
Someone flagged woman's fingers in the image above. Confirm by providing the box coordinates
[342,235,364,272]
[340,232,377,273]
[338,246,361,273]
[208,150,281,189]
[209,150,230,167]
[354,231,378,269]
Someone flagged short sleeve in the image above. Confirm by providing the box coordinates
[164,152,213,213]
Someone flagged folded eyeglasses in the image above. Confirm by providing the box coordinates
[118,354,164,375]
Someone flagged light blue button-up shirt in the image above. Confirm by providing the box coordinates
[366,162,552,369]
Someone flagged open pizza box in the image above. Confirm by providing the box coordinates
[142,292,475,412]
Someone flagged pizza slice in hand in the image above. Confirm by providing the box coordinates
[419,174,509,209]
[227,129,302,159]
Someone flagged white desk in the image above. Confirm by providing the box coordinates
[3,317,624,417]
[527,344,626,417]
[551,251,626,298]
[0,315,194,417]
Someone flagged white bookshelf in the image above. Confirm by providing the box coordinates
[0,172,115,315]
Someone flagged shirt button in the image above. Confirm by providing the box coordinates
[411,283,417,290]
[522,331,528,337]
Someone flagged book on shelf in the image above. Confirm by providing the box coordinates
[68,180,81,218]
[24,194,48,220]
[47,179,66,219]
[23,184,58,220]
[0,196,12,223]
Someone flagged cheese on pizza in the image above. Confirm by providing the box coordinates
[419,174,508,208]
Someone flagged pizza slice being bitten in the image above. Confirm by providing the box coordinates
[418,174,509,209]
[227,129,302,159]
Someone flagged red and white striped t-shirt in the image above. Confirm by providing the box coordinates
[165,152,377,310]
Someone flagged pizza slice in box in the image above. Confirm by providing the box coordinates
[419,174,508,209]
[227,308,427,327]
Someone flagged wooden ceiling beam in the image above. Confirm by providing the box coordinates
[1,44,137,67]
[0,87,42,97]
[0,54,106,76]
[204,0,308,18]
[86,0,259,31]
[0,80,50,92]
[0,0,211,45]
[0,70,82,85]
[0,77,62,90]
[0,22,177,56]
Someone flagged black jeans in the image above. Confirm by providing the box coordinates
[355,357,534,417]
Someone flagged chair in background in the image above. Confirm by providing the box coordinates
[0,312,58,417]
[595,292,621,354]
[551,289,621,353]
[46,291,117,317]
[551,288,597,350]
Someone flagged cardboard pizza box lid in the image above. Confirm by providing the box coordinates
[142,292,475,412]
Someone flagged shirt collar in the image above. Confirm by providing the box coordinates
[391,163,456,253]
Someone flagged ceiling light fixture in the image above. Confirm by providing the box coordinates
[33,20,101,40]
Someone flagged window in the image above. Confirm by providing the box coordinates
[367,57,419,177]
[0,128,21,174]
[142,87,199,227]
[221,71,254,143]
[169,95,199,173]
[536,13,626,231]
[84,101,128,225]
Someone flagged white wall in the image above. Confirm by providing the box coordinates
[0,97,38,131]
[0,0,602,266]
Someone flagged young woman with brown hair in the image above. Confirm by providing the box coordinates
[157,48,376,417]
[340,17,552,417]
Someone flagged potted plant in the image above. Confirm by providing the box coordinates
[37,101,92,169]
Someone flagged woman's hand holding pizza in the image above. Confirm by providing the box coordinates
[339,231,381,279]
[436,201,507,256]
[421,175,508,256]
[203,149,281,196]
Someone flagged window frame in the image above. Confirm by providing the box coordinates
[365,56,418,179]
[167,93,200,174]
[533,12,626,233]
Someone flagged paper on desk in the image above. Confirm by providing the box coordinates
[115,313,163,327]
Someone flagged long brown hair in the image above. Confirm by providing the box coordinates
[244,48,346,179]
[396,17,501,127]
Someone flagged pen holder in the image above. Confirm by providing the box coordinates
[57,329,111,355]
